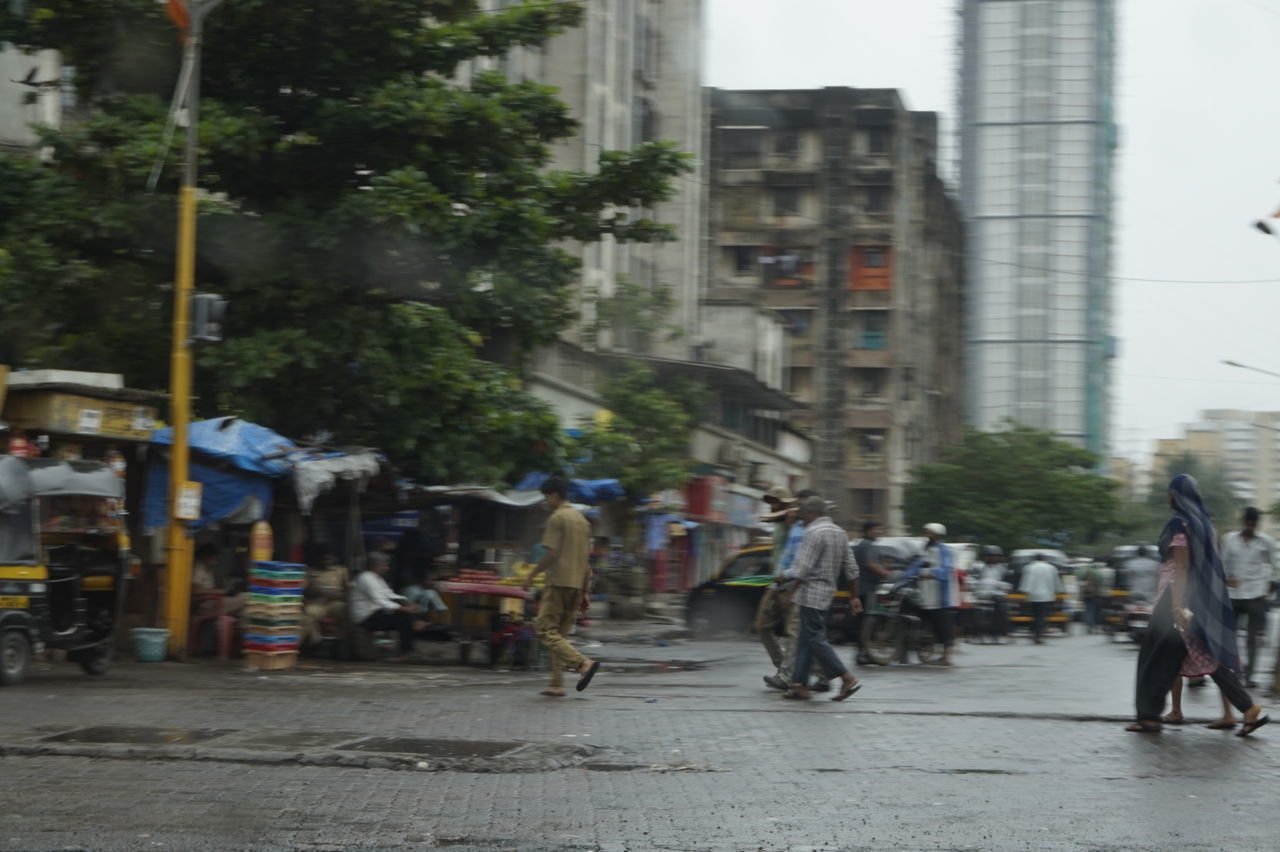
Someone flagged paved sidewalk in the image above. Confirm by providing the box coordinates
[3,629,1279,850]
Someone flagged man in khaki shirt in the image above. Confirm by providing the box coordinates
[522,477,600,695]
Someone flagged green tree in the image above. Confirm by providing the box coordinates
[570,364,699,497]
[903,425,1119,551]
[581,275,682,352]
[0,0,689,484]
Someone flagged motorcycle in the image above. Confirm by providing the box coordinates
[860,576,946,665]
[1123,593,1152,643]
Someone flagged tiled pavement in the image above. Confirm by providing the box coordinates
[3,628,1279,850]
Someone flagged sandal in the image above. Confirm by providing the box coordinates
[1160,713,1185,725]
[539,689,566,698]
[574,660,601,692]
[781,689,811,701]
[1237,714,1270,737]
[832,681,862,702]
[1124,722,1162,733]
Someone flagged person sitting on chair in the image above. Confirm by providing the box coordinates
[351,552,420,661]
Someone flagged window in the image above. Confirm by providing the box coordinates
[867,126,891,155]
[863,247,886,268]
[731,246,756,275]
[858,368,885,398]
[776,309,813,337]
[858,312,887,349]
[775,133,800,160]
[865,185,891,213]
[773,187,800,216]
[723,130,764,168]
[857,432,885,456]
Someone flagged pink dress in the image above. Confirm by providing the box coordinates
[1156,533,1217,677]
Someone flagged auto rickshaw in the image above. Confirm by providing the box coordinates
[0,455,128,685]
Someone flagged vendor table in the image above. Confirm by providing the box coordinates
[437,581,531,665]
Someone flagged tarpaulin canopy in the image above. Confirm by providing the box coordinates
[150,416,295,477]
[143,460,272,532]
[513,473,626,504]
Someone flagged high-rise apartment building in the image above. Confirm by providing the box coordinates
[958,0,1118,456]
[707,87,966,530]
[470,0,705,360]
[1154,411,1280,510]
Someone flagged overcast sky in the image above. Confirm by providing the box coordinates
[705,0,1280,463]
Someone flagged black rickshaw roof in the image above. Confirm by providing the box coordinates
[0,456,124,502]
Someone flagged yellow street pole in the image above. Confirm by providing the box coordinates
[163,1,218,657]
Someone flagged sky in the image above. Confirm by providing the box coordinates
[705,0,1280,463]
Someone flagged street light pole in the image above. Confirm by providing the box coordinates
[1222,360,1280,382]
[163,0,224,658]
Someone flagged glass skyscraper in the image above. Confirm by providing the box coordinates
[958,0,1117,456]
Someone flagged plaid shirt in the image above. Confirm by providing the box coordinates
[792,516,857,610]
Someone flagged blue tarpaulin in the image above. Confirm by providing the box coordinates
[151,417,296,477]
[143,460,273,531]
[513,473,626,504]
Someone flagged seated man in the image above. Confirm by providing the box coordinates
[351,552,421,660]
[301,551,349,648]
[192,542,245,617]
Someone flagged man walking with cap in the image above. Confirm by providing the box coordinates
[782,497,862,701]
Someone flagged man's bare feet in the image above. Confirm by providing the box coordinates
[539,687,566,697]
[1160,712,1184,725]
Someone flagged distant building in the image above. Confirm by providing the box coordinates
[1153,410,1280,509]
[0,48,63,152]
[706,86,966,531]
[958,0,1119,456]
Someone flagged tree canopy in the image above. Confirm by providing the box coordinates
[0,0,689,484]
[903,425,1119,552]
[569,364,702,498]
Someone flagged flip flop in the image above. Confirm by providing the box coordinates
[1160,714,1185,725]
[1205,720,1237,730]
[1124,722,1162,733]
[832,681,862,702]
[1237,714,1270,737]
[540,689,566,697]
[575,660,601,692]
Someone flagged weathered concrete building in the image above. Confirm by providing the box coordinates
[706,87,965,531]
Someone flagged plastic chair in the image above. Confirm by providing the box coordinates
[189,592,236,660]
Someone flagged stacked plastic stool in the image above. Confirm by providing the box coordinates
[244,561,304,670]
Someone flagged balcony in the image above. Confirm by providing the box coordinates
[847,409,891,430]
[849,349,891,368]
[847,469,890,489]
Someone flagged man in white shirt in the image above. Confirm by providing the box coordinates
[1221,507,1277,687]
[1019,554,1063,645]
[351,552,420,658]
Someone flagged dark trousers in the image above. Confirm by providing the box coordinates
[1030,601,1052,641]
[1135,595,1255,721]
[361,609,415,653]
[793,605,849,685]
[1232,597,1269,677]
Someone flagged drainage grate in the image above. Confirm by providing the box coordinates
[336,737,525,758]
[41,726,235,745]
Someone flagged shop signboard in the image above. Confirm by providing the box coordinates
[4,390,158,441]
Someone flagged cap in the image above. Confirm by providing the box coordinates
[764,485,797,504]
[923,522,947,537]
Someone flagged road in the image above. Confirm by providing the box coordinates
[2,625,1278,850]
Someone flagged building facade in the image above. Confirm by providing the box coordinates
[0,48,63,152]
[707,87,966,531]
[958,0,1118,456]
[1154,410,1280,510]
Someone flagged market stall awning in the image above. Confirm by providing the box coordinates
[513,472,625,504]
[151,416,296,476]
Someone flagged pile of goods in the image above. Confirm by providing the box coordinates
[243,561,304,670]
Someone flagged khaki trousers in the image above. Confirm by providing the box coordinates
[536,586,587,688]
[301,599,347,645]
[755,586,797,680]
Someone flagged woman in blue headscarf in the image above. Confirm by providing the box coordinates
[1128,474,1269,734]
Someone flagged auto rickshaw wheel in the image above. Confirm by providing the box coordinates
[0,629,31,686]
[80,644,112,676]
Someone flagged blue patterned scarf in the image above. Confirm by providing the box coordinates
[1157,474,1240,671]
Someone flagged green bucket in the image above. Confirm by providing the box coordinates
[131,628,170,663]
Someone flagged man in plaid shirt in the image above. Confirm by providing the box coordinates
[782,496,863,701]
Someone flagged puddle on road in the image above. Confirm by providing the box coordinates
[944,768,1026,775]
[337,737,526,758]
[41,726,235,745]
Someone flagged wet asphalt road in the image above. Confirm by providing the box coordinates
[3,625,1279,850]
